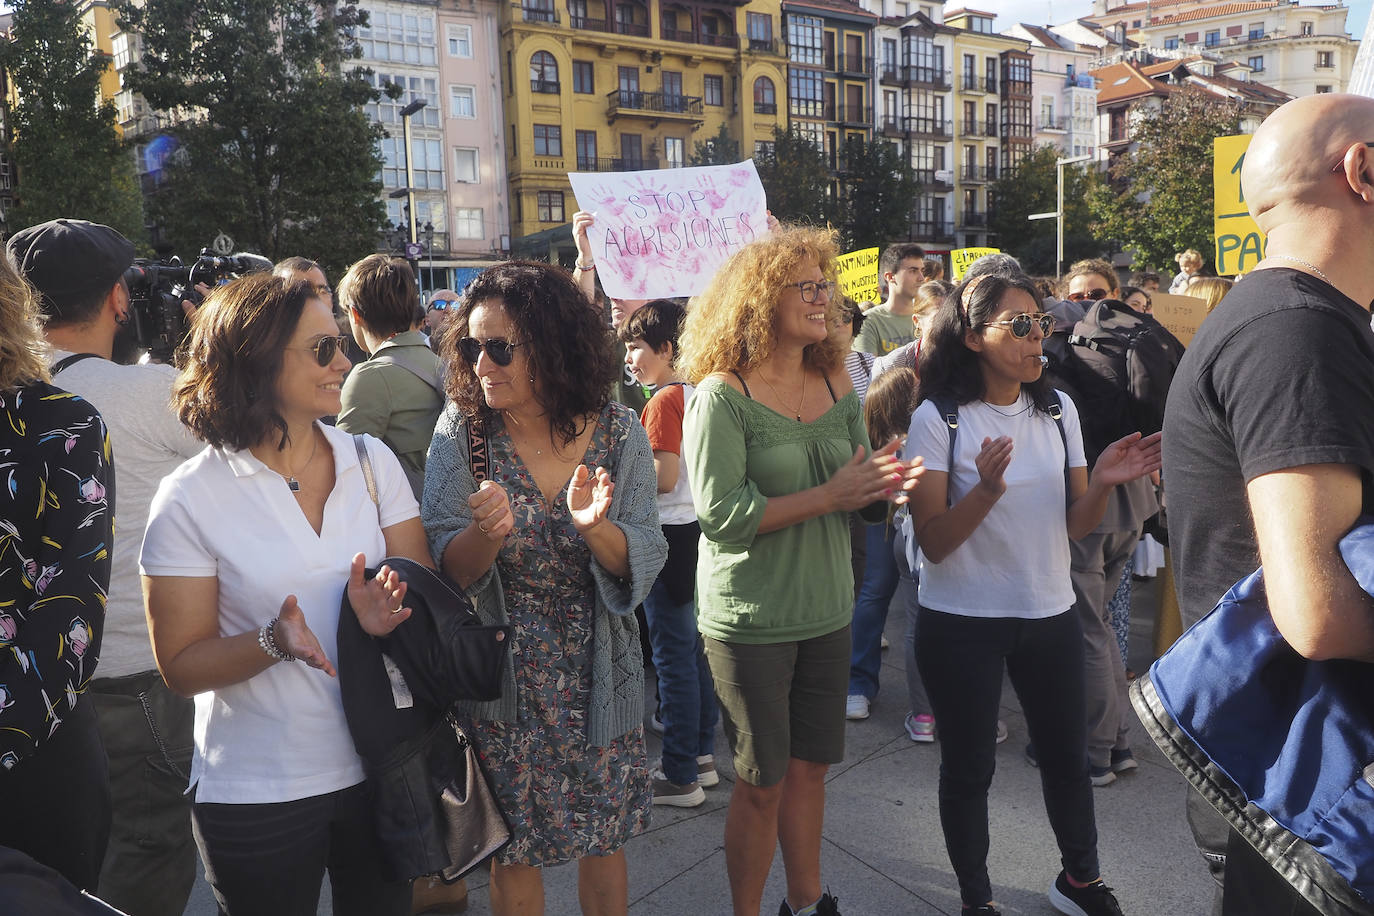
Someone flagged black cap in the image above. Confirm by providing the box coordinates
[6,219,136,321]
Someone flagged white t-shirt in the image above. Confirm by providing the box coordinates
[140,425,419,804]
[50,352,203,678]
[907,390,1087,618]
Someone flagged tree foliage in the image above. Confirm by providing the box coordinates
[0,0,145,240]
[755,125,838,229]
[689,122,739,166]
[116,0,387,275]
[1087,89,1243,272]
[835,136,919,251]
[988,145,1102,275]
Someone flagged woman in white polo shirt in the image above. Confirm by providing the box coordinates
[140,274,433,916]
[904,272,1160,916]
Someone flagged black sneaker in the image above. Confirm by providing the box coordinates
[1049,871,1125,916]
[963,906,1002,915]
[777,892,842,916]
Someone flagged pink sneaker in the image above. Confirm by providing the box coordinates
[905,713,936,743]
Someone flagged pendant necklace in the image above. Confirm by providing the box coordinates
[1268,255,1331,284]
[756,369,807,421]
[280,433,319,492]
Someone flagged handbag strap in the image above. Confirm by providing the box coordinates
[354,434,380,514]
[466,416,489,484]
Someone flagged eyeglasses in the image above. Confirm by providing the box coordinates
[1065,288,1111,302]
[457,337,524,366]
[784,280,834,303]
[291,334,350,367]
[1329,141,1374,173]
[430,298,458,311]
[984,313,1054,338]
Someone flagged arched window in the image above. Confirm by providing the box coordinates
[753,76,776,114]
[530,51,559,93]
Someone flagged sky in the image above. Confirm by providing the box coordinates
[990,0,1371,40]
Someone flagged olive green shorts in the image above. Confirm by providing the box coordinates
[703,624,850,787]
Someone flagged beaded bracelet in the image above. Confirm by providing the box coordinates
[258,617,296,662]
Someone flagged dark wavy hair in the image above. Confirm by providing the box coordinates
[173,272,316,450]
[915,271,1057,416]
[441,260,617,444]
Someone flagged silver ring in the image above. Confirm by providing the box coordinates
[479,522,489,533]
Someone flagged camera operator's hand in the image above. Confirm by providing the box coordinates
[181,282,212,321]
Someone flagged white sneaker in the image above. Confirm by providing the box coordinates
[880,633,891,650]
[696,754,720,788]
[845,694,870,720]
[996,719,1009,744]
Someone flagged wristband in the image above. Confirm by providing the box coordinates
[575,260,595,271]
[258,617,296,662]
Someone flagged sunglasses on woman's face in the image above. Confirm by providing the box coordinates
[1066,288,1111,302]
[292,334,350,367]
[458,337,523,366]
[985,313,1054,338]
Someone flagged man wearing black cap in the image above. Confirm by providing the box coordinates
[7,218,202,916]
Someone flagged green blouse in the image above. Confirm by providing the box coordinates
[683,376,874,644]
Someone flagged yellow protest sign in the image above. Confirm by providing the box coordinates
[836,247,880,304]
[950,247,999,281]
[1213,134,1266,275]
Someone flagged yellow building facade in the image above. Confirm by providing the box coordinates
[502,0,787,252]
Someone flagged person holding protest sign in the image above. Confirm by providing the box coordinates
[680,224,924,916]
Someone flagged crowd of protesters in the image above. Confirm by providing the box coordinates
[2,95,1368,916]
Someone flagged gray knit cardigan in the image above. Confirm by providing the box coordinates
[420,401,667,747]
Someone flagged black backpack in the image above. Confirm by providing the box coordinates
[1043,299,1184,464]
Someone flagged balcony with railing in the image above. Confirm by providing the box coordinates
[754,101,777,114]
[836,53,874,77]
[960,209,987,227]
[909,117,952,139]
[914,168,953,189]
[662,26,739,48]
[960,165,996,183]
[521,4,558,23]
[571,14,610,29]
[615,18,651,36]
[836,104,872,126]
[576,156,663,172]
[907,66,951,89]
[530,79,560,94]
[960,75,995,93]
[747,37,780,54]
[881,115,906,137]
[912,219,955,242]
[606,89,704,123]
[960,120,990,138]
[1037,115,1069,131]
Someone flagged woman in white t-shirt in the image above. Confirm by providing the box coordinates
[904,272,1160,916]
[140,274,434,916]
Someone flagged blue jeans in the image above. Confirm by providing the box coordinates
[643,576,718,785]
[848,521,901,699]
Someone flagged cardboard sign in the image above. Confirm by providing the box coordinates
[1213,135,1267,275]
[1150,292,1210,347]
[836,247,880,304]
[950,247,1000,281]
[567,160,768,299]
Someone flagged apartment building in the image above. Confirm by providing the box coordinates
[943,8,1031,249]
[503,0,787,260]
[781,0,877,176]
[1005,23,1099,158]
[1083,0,1357,96]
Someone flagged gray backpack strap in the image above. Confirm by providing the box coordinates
[373,352,443,395]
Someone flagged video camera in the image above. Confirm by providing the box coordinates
[123,248,273,363]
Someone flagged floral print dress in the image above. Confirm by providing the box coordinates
[468,406,651,867]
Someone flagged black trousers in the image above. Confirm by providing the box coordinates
[916,606,1100,907]
[192,782,409,916]
[0,699,111,892]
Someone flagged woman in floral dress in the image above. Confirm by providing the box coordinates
[422,261,666,916]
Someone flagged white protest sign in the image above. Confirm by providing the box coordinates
[567,160,768,300]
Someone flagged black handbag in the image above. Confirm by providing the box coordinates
[371,711,511,882]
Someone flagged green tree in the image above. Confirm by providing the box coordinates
[689,123,740,166]
[116,0,387,275]
[0,0,145,240]
[988,145,1102,275]
[1087,89,1243,272]
[835,136,919,251]
[755,125,837,228]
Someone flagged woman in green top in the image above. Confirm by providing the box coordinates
[680,225,923,916]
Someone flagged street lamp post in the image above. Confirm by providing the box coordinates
[423,221,435,296]
[1027,152,1094,275]
[398,98,427,249]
